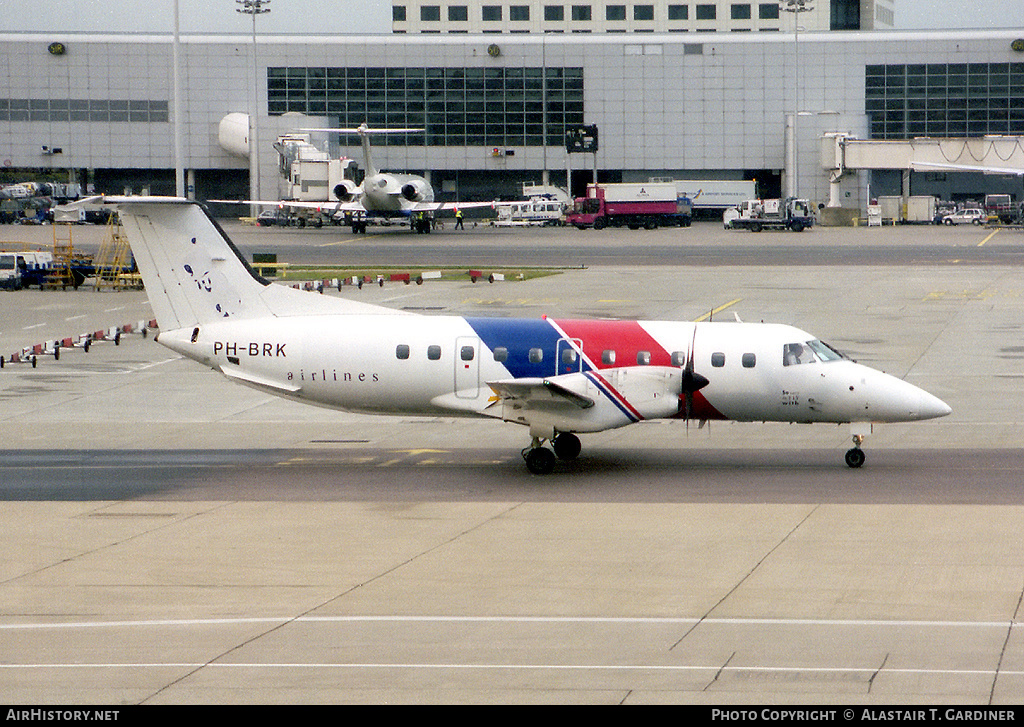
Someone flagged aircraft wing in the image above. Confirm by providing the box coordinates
[410,200,496,212]
[211,199,365,212]
[487,377,595,410]
[910,161,1024,176]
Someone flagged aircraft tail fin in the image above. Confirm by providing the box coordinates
[109,197,391,332]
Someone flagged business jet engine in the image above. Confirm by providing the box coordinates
[333,180,360,202]
[400,179,430,203]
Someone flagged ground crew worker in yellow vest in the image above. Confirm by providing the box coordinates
[454,208,464,229]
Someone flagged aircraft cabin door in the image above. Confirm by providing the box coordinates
[455,336,480,398]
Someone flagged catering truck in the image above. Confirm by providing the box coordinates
[566,183,692,230]
[725,197,815,232]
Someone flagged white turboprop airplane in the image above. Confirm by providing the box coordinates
[244,124,495,233]
[108,197,951,474]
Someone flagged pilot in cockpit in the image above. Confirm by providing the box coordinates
[784,342,806,366]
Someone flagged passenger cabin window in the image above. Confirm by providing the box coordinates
[561,349,578,366]
[602,350,616,365]
[427,345,442,361]
[637,351,651,365]
[742,353,756,368]
[493,347,509,362]
[461,345,475,361]
[396,344,410,360]
[711,352,726,367]
[529,348,544,363]
[671,351,686,366]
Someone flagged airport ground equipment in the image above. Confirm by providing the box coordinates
[656,179,756,214]
[726,198,815,232]
[93,214,139,290]
[0,248,54,290]
[566,183,692,230]
[493,197,566,227]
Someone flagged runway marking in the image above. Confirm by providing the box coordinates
[318,240,349,247]
[21,323,46,330]
[0,615,1015,629]
[1,662,1021,679]
[979,229,1000,247]
[694,298,742,322]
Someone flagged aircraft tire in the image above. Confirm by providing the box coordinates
[845,447,865,468]
[552,433,582,461]
[525,447,557,475]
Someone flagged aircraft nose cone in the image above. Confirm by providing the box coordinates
[916,390,952,420]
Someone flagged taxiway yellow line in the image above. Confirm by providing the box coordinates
[694,298,743,322]
[979,229,999,247]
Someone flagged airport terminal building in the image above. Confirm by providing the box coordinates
[1,27,1022,215]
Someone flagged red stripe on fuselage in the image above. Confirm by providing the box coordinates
[554,318,727,421]
[553,319,672,368]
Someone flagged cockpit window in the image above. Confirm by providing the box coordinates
[784,340,847,366]
[807,339,846,362]
[783,342,812,366]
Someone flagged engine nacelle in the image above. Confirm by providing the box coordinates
[401,180,429,202]
[333,180,360,202]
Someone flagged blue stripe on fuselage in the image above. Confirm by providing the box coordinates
[465,317,570,379]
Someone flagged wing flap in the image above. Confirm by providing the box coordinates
[488,377,594,410]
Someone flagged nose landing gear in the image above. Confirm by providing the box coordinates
[845,433,866,468]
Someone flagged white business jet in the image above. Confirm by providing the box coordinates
[260,123,495,233]
[109,197,950,474]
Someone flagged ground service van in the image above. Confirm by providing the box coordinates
[726,198,815,232]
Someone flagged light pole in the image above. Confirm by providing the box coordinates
[236,0,270,208]
[782,0,812,199]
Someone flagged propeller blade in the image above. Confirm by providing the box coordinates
[678,326,709,423]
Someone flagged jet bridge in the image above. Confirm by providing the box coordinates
[822,134,1024,208]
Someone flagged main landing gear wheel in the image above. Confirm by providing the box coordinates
[524,446,557,475]
[552,432,582,461]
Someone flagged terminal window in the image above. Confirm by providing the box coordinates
[267,66,585,148]
[633,5,654,20]
[695,4,716,19]
[571,5,592,20]
[668,4,688,20]
[0,98,168,123]
[606,4,626,20]
[731,3,751,19]
[866,63,1024,139]
[510,4,530,20]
